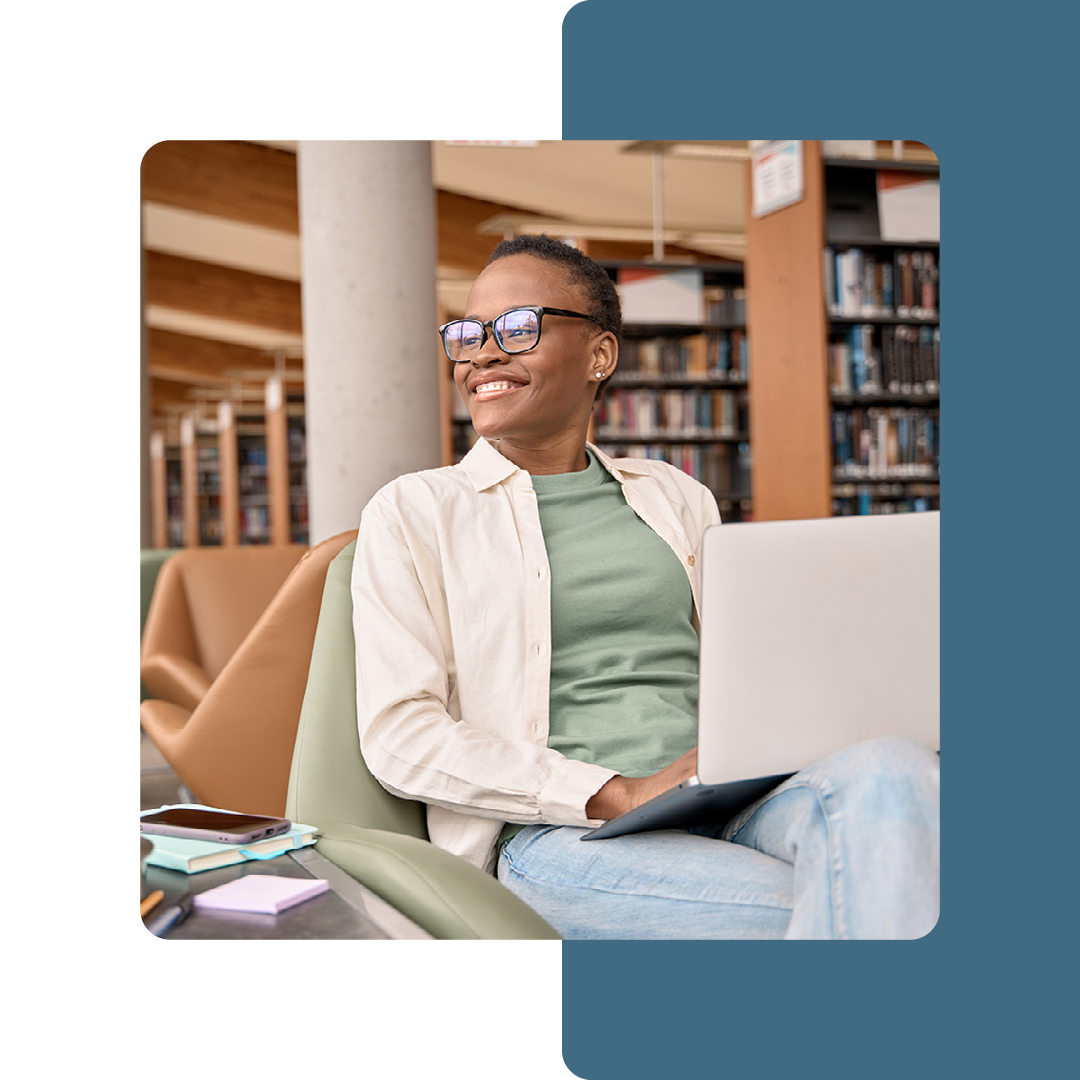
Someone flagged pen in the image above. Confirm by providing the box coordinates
[140,890,165,918]
[145,893,194,937]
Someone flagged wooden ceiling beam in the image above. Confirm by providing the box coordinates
[149,327,300,385]
[149,376,272,414]
[141,140,300,233]
[149,377,208,415]
[145,251,303,334]
[436,189,721,273]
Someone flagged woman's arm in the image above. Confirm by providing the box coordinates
[585,747,698,819]
[353,493,618,827]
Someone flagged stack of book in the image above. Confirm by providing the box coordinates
[824,246,939,320]
[831,406,939,480]
[830,324,939,396]
[596,387,748,439]
[597,440,751,500]
[141,809,319,874]
[617,331,748,382]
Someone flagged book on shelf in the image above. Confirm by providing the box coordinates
[617,331,748,382]
[831,324,939,398]
[825,247,938,320]
[141,805,319,874]
[596,386,748,439]
[703,284,746,325]
[831,405,938,480]
[596,440,751,503]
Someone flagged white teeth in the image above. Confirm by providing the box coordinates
[474,380,517,395]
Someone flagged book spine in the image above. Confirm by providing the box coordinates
[896,251,911,317]
[824,247,837,316]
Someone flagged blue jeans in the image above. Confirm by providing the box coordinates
[497,736,939,940]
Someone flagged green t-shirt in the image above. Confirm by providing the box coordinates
[501,452,699,843]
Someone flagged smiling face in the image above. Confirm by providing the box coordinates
[453,253,616,471]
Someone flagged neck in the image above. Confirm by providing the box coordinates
[489,430,590,475]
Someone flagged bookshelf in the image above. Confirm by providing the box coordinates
[445,261,753,522]
[152,399,309,549]
[237,423,271,544]
[165,442,184,547]
[595,261,752,522]
[744,141,939,521]
[822,153,939,516]
[196,432,223,544]
[288,412,309,545]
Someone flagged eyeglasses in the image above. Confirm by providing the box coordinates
[438,306,596,363]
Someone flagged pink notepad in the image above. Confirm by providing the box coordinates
[193,875,329,914]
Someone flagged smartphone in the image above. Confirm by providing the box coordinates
[140,807,292,845]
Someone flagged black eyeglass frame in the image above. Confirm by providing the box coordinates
[437,306,597,363]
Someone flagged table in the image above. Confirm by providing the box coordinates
[142,845,432,940]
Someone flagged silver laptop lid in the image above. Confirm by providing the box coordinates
[696,512,940,785]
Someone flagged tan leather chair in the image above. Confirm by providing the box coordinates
[140,544,307,712]
[140,536,354,816]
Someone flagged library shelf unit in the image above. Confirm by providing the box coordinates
[442,262,753,523]
[823,153,939,516]
[194,426,223,546]
[744,140,939,522]
[287,412,309,546]
[237,422,271,544]
[593,260,752,522]
[152,393,309,550]
[165,444,184,547]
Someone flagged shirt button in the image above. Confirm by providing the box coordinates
[687,554,696,566]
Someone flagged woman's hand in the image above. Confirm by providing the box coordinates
[585,747,698,820]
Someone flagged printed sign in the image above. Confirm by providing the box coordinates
[751,140,804,218]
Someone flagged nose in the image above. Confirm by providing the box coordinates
[471,325,507,367]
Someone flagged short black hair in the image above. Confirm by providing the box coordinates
[486,234,622,345]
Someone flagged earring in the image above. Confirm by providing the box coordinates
[595,371,605,379]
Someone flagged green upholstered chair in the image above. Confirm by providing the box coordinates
[285,540,560,941]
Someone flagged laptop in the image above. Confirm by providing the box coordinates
[581,511,940,840]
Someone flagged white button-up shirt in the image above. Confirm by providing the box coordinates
[352,437,722,872]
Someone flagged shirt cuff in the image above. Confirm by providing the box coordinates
[538,756,619,827]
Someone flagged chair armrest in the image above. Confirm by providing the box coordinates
[310,820,561,940]
[139,652,212,713]
[140,699,195,782]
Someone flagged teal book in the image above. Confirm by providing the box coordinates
[141,806,318,874]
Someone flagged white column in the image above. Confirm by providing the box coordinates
[297,141,441,545]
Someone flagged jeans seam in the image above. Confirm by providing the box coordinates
[499,846,793,912]
[725,780,846,939]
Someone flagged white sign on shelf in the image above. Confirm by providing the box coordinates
[751,140,805,218]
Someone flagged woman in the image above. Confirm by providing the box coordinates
[352,234,939,939]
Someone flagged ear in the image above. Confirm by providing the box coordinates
[589,331,619,381]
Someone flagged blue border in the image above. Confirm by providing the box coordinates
[2,4,1071,1075]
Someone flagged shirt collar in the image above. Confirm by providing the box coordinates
[459,437,654,492]
[458,437,523,491]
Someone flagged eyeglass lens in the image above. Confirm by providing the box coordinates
[444,308,541,361]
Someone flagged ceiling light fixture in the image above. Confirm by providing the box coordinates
[476,214,745,251]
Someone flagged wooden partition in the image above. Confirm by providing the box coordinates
[149,432,168,549]
[744,141,832,521]
[217,400,240,546]
[180,414,200,546]
[265,378,291,545]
